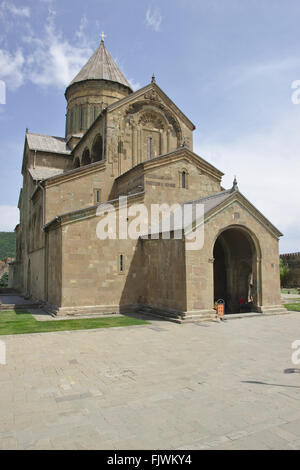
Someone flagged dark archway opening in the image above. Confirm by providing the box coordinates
[82,148,91,166]
[91,135,103,163]
[213,228,259,314]
[74,157,80,169]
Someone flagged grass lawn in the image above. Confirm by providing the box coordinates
[281,288,299,294]
[0,310,148,336]
[285,303,300,312]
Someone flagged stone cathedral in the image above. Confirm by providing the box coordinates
[10,38,286,321]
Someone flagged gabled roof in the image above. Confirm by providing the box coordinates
[107,81,196,131]
[26,132,71,155]
[142,185,283,239]
[185,187,234,214]
[186,187,283,238]
[66,40,132,92]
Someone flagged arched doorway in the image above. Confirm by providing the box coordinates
[213,227,261,314]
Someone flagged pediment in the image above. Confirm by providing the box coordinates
[107,82,195,131]
[189,190,283,239]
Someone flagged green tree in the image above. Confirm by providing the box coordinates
[280,258,290,287]
[0,272,8,287]
[0,232,16,261]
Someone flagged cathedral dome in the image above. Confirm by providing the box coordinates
[66,39,132,92]
[65,38,132,139]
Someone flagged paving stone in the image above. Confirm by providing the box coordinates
[1,313,300,449]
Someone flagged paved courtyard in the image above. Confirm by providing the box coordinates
[0,312,300,450]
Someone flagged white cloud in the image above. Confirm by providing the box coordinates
[196,109,300,253]
[145,7,162,32]
[0,205,18,231]
[0,9,139,92]
[27,26,93,88]
[128,78,141,91]
[229,57,300,89]
[21,11,94,89]
[0,1,30,18]
[0,48,24,89]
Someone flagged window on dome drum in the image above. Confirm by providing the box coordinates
[148,137,153,159]
[182,171,186,189]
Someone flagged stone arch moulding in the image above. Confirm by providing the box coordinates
[211,224,262,260]
[127,101,183,145]
[138,111,166,130]
[211,224,262,309]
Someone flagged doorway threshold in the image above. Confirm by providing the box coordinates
[224,312,263,320]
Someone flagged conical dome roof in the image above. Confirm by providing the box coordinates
[67,40,132,91]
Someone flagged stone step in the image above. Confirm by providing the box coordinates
[0,303,40,310]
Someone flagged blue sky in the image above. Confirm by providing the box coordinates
[0,0,299,252]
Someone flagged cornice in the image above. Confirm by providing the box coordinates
[44,160,106,187]
[44,191,145,232]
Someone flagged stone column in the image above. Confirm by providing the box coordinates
[137,129,142,163]
[132,126,137,167]
[167,128,171,153]
[161,129,167,155]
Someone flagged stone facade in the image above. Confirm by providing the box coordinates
[11,39,286,321]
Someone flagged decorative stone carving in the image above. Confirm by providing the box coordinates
[144,90,160,102]
[139,112,165,129]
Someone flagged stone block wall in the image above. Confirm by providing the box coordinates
[280,252,300,287]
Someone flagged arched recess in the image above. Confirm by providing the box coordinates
[74,157,80,169]
[27,260,31,297]
[127,102,183,159]
[212,225,262,314]
[91,134,103,162]
[81,148,91,166]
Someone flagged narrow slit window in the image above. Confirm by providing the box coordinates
[94,189,101,204]
[182,171,186,188]
[120,254,124,272]
[148,137,153,159]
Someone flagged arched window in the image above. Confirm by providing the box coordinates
[91,135,103,162]
[82,148,91,166]
[182,171,186,189]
